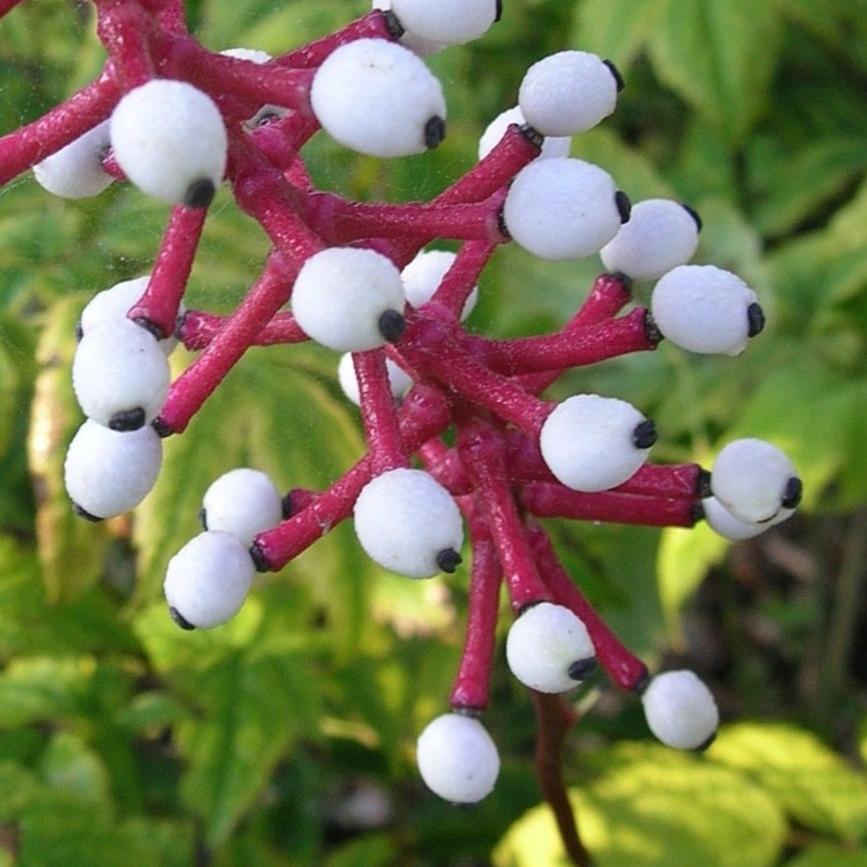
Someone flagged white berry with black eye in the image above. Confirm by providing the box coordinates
[503,158,627,261]
[110,79,227,207]
[337,353,412,406]
[601,199,701,281]
[33,120,113,199]
[711,439,800,524]
[390,0,498,44]
[506,602,596,693]
[292,247,406,352]
[402,249,478,320]
[72,319,170,431]
[540,394,654,492]
[642,670,719,751]
[353,468,463,578]
[651,265,763,356]
[519,50,620,137]
[372,0,444,56]
[416,713,500,803]
[163,531,255,630]
[64,420,162,520]
[311,39,447,158]
[478,106,570,162]
[79,276,182,355]
[702,496,794,541]
[201,468,284,546]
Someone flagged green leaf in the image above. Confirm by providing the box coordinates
[572,0,666,73]
[326,834,398,867]
[39,732,112,808]
[709,723,867,841]
[788,844,867,867]
[648,0,783,144]
[0,657,95,728]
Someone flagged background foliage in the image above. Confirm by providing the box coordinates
[1,0,867,863]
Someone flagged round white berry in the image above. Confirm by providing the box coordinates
[702,496,794,541]
[33,120,113,199]
[518,51,619,137]
[292,247,406,352]
[110,80,227,206]
[506,603,595,693]
[600,199,701,281]
[337,352,413,406]
[416,713,499,803]
[79,276,181,355]
[64,420,162,520]
[372,0,444,56]
[310,39,446,158]
[401,249,478,320]
[478,106,571,162]
[711,439,800,524]
[163,531,255,630]
[201,468,284,546]
[72,319,170,431]
[390,0,497,45]
[353,468,463,578]
[540,394,653,492]
[651,265,762,356]
[642,670,719,751]
[220,46,272,64]
[503,158,626,261]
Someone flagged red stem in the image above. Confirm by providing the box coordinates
[94,0,156,89]
[354,350,408,474]
[250,114,320,171]
[0,0,25,18]
[425,240,496,322]
[178,310,308,350]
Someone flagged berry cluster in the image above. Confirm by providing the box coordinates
[2,0,802,812]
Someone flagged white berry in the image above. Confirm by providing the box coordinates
[416,713,499,803]
[72,319,170,430]
[711,439,800,524]
[478,106,570,162]
[506,603,595,693]
[390,0,498,45]
[292,247,406,352]
[163,531,255,629]
[519,51,619,137]
[201,468,284,546]
[402,249,478,320]
[642,670,719,750]
[64,420,162,519]
[600,199,701,281]
[540,394,652,492]
[651,265,762,356]
[503,158,626,261]
[311,39,446,158]
[703,496,794,541]
[372,0,444,56]
[337,352,412,406]
[79,276,181,355]
[33,120,113,199]
[353,468,463,578]
[110,80,227,206]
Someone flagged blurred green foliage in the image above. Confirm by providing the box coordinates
[1,0,867,863]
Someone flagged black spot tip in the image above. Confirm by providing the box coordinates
[249,542,271,573]
[681,202,702,232]
[643,310,663,345]
[169,606,196,631]
[697,468,712,499]
[72,501,103,523]
[615,190,632,223]
[691,500,706,525]
[609,271,633,293]
[632,667,651,695]
[281,493,293,520]
[782,476,802,510]
[378,309,406,343]
[747,302,765,338]
[198,507,208,530]
[497,206,511,241]
[424,115,446,150]
[184,178,215,209]
[494,0,503,21]
[632,419,657,450]
[151,416,174,438]
[568,657,597,681]
[109,407,146,432]
[695,731,717,752]
[602,59,625,92]
[436,548,462,574]
[382,9,405,39]
[132,316,167,341]
[518,123,544,150]
[75,320,84,342]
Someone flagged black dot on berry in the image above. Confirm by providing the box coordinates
[615,190,632,223]
[497,206,511,241]
[632,666,651,695]
[72,501,103,523]
[378,309,406,343]
[632,419,657,449]
[436,548,462,573]
[109,407,146,432]
[382,9,405,39]
[747,302,765,338]
[249,542,271,573]
[424,116,446,150]
[74,320,83,342]
[495,0,503,22]
[697,468,712,499]
[643,310,663,345]
[281,493,293,520]
[568,658,597,681]
[518,123,544,150]
[691,500,706,525]
[169,606,196,631]
[681,202,702,232]
[198,507,208,530]
[132,316,167,341]
[695,731,717,752]
[184,178,216,209]
[602,59,625,92]
[782,476,802,510]
[151,416,174,438]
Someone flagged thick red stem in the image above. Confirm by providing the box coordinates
[354,350,408,474]
[95,0,156,89]
[0,0,26,18]
[178,310,308,350]
[425,240,496,322]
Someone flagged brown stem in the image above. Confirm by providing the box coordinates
[530,691,592,866]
